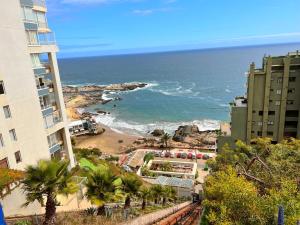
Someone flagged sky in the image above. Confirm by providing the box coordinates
[46,0,300,58]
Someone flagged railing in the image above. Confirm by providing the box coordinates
[33,0,46,8]
[38,32,56,45]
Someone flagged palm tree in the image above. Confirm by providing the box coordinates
[121,173,142,209]
[161,133,171,148]
[22,160,77,225]
[143,153,154,164]
[162,186,176,205]
[150,184,163,204]
[85,166,122,215]
[138,186,151,210]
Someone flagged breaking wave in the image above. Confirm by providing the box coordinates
[93,113,220,136]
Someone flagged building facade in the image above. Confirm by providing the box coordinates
[219,52,300,148]
[0,0,75,170]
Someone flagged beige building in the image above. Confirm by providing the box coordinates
[0,0,75,170]
[218,52,300,148]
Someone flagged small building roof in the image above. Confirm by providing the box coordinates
[155,176,194,189]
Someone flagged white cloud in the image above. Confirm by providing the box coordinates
[132,7,173,15]
[212,32,300,43]
[61,0,142,4]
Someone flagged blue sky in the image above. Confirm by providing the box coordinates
[46,0,300,58]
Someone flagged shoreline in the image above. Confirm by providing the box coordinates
[65,82,221,155]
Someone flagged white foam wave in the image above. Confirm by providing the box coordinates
[225,88,232,93]
[93,114,220,135]
[102,93,114,101]
[219,103,229,107]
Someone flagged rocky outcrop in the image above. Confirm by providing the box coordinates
[173,125,200,142]
[63,82,147,93]
[151,129,165,137]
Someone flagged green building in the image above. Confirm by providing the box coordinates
[218,51,300,149]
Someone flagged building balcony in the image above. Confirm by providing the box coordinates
[41,105,53,116]
[32,0,47,12]
[49,143,61,154]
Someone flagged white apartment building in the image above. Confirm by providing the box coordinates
[0,0,75,170]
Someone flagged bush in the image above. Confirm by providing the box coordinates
[14,220,32,225]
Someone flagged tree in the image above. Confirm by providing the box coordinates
[22,160,77,225]
[143,153,154,164]
[162,186,176,205]
[203,138,300,224]
[85,166,122,214]
[150,184,163,204]
[121,173,142,209]
[203,167,264,225]
[161,133,171,148]
[139,186,151,210]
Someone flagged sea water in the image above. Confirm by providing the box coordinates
[58,43,300,135]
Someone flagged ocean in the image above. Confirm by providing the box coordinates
[58,43,300,135]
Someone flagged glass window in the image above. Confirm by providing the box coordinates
[22,7,36,22]
[289,77,296,82]
[30,54,41,68]
[36,12,47,28]
[9,129,17,141]
[47,133,58,147]
[15,151,22,163]
[3,105,11,118]
[276,89,281,94]
[26,31,39,45]
[275,101,280,106]
[0,81,5,94]
[0,134,4,148]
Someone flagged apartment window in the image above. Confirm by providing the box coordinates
[258,122,263,126]
[286,110,299,117]
[270,88,274,92]
[47,133,59,148]
[257,131,262,136]
[21,6,35,22]
[267,131,273,136]
[268,111,275,115]
[9,129,17,141]
[289,77,296,82]
[268,121,274,125]
[259,111,263,116]
[3,105,11,118]
[288,88,295,94]
[0,134,4,148]
[277,78,283,83]
[252,110,256,113]
[0,81,5,94]
[287,100,294,105]
[275,101,281,106]
[30,54,41,68]
[36,12,47,29]
[26,31,39,45]
[269,100,273,103]
[15,151,22,163]
[276,89,282,95]
[285,121,298,128]
[39,95,50,109]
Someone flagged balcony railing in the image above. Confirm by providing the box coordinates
[33,0,46,8]
[38,32,56,45]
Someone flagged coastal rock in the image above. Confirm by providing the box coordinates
[172,125,200,142]
[151,129,165,137]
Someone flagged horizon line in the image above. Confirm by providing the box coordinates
[57,41,300,60]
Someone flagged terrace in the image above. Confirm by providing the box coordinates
[146,160,197,179]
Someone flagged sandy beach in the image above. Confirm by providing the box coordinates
[74,125,140,154]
